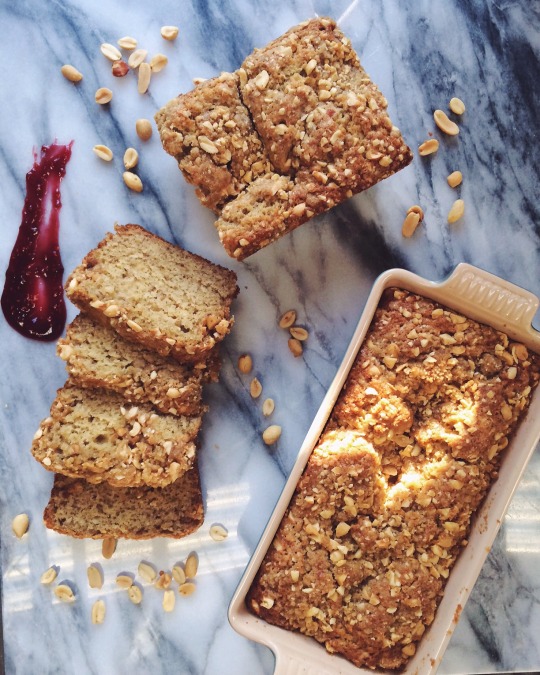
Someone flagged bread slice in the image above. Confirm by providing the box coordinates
[57,313,216,416]
[31,383,201,488]
[65,224,238,363]
[43,466,204,539]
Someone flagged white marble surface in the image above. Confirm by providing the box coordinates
[1,0,539,673]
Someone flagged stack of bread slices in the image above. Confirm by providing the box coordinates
[31,224,238,540]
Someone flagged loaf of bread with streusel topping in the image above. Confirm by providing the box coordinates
[65,224,238,363]
[57,313,218,416]
[248,288,540,671]
[156,18,412,260]
[43,465,204,539]
[32,383,201,488]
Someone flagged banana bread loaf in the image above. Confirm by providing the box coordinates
[65,224,238,363]
[156,18,412,260]
[248,288,540,671]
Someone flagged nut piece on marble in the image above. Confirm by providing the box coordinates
[61,64,83,83]
[209,523,228,541]
[12,513,29,538]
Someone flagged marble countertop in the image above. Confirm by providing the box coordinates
[1,0,539,673]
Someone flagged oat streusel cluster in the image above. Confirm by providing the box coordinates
[248,288,540,671]
[156,18,412,259]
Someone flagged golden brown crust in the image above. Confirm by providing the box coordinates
[65,224,238,363]
[248,289,540,671]
[156,18,412,260]
[31,383,201,488]
[58,314,211,416]
[43,467,204,540]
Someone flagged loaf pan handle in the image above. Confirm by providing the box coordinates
[273,647,340,675]
[442,263,539,331]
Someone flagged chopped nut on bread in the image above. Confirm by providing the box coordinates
[31,383,201,488]
[65,224,238,363]
[156,18,412,260]
[248,288,540,671]
[58,314,218,416]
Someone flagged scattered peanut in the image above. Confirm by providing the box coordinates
[60,64,83,82]
[250,377,262,398]
[95,87,113,105]
[290,326,308,341]
[112,60,129,77]
[137,561,157,583]
[128,585,143,604]
[434,109,460,136]
[262,424,282,445]
[447,199,465,223]
[123,147,139,170]
[262,398,275,416]
[150,54,168,72]
[163,589,176,612]
[40,567,58,585]
[155,571,172,590]
[116,574,133,589]
[179,582,196,596]
[185,553,199,579]
[123,171,143,192]
[447,171,463,188]
[418,139,439,156]
[87,564,104,589]
[102,538,117,559]
[407,205,424,221]
[288,338,303,357]
[100,43,122,62]
[172,565,186,585]
[128,49,147,69]
[12,513,29,538]
[91,599,106,625]
[209,524,228,541]
[449,97,466,115]
[161,25,179,41]
[137,62,151,94]
[54,584,75,603]
[135,118,153,141]
[93,144,113,162]
[117,36,138,50]
[238,354,253,374]
[402,211,421,238]
[279,309,296,328]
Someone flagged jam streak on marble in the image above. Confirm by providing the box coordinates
[1,142,73,341]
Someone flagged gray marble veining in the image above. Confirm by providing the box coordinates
[1,0,539,673]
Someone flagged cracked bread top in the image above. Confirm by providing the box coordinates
[65,224,238,363]
[248,288,540,671]
[31,383,201,488]
[156,17,412,260]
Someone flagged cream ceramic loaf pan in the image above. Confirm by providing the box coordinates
[229,263,540,675]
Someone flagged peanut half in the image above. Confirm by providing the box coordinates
[250,377,262,398]
[102,538,117,559]
[87,564,104,589]
[91,599,106,624]
[128,49,148,69]
[128,585,143,604]
[12,513,29,538]
[93,145,113,162]
[95,87,113,105]
[434,110,460,136]
[124,147,139,170]
[123,172,143,192]
[185,553,199,579]
[288,338,303,357]
[209,524,228,541]
[135,118,152,141]
[117,36,138,50]
[402,211,421,238]
[447,171,463,188]
[279,310,297,328]
[100,43,122,62]
[150,54,168,72]
[290,326,308,341]
[238,354,253,374]
[61,64,83,82]
[407,205,424,221]
[262,398,275,416]
[418,139,439,156]
[449,97,466,115]
[447,199,465,223]
[161,25,179,41]
[137,63,151,94]
[262,424,282,445]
